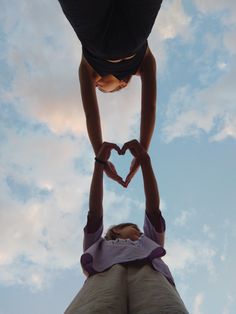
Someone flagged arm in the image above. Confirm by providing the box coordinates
[79,57,103,155]
[83,158,104,251]
[139,48,157,151]
[86,142,122,233]
[124,50,157,186]
[140,155,160,214]
[86,161,104,233]
[122,140,165,234]
[79,57,126,187]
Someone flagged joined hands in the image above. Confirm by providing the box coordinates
[96,140,149,188]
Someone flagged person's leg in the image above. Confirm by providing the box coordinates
[128,264,189,314]
[64,264,128,314]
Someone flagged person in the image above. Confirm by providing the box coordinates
[58,0,164,187]
[64,140,189,314]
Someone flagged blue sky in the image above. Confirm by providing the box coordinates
[1,0,236,313]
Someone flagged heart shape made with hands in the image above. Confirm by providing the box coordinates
[104,143,141,188]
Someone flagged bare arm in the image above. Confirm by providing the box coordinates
[124,50,157,186]
[89,161,104,218]
[79,57,103,155]
[122,140,164,233]
[139,49,157,151]
[79,57,125,187]
[140,154,160,214]
[140,154,165,240]
[86,142,122,233]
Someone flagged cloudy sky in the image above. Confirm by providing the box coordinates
[1,0,236,313]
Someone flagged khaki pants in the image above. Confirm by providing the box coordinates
[65,264,189,314]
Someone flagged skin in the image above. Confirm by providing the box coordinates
[79,46,157,187]
[95,75,127,93]
[87,140,164,246]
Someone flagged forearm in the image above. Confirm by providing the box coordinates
[79,62,103,155]
[85,110,103,155]
[139,52,157,151]
[140,102,156,151]
[89,162,104,219]
[140,155,160,213]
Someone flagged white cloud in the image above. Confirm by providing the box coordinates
[194,0,236,25]
[174,210,193,226]
[193,292,204,314]
[149,0,192,73]
[217,62,227,70]
[224,29,236,55]
[162,60,236,142]
[164,239,217,276]
[202,224,215,239]
[222,293,236,314]
[158,0,236,143]
[154,0,192,41]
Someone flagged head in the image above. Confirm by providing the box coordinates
[95,74,132,93]
[105,223,142,241]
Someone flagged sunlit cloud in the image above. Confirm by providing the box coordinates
[155,0,192,41]
[164,239,217,276]
[161,61,236,142]
[193,292,204,314]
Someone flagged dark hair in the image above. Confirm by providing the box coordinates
[104,222,139,240]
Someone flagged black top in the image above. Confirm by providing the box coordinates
[58,0,163,79]
[83,41,148,80]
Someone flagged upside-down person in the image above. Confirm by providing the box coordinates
[58,0,164,187]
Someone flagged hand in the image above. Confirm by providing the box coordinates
[121,140,149,187]
[96,142,126,187]
[96,142,121,162]
[104,161,126,187]
[121,139,148,161]
[124,157,140,187]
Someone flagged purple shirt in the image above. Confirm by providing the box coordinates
[80,211,175,286]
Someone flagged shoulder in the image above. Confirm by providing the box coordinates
[136,47,156,77]
[79,55,99,82]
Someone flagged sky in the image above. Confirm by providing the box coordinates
[0,0,236,313]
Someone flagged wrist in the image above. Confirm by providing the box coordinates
[137,152,150,165]
[138,153,151,167]
[94,158,106,171]
[95,157,107,165]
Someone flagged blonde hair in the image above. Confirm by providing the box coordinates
[104,223,139,240]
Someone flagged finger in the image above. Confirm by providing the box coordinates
[112,144,122,155]
[121,140,140,155]
[107,171,126,187]
[116,177,126,187]
[120,143,128,155]
[105,143,122,155]
[124,175,132,187]
[121,140,134,155]
[99,144,120,161]
[125,171,133,184]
